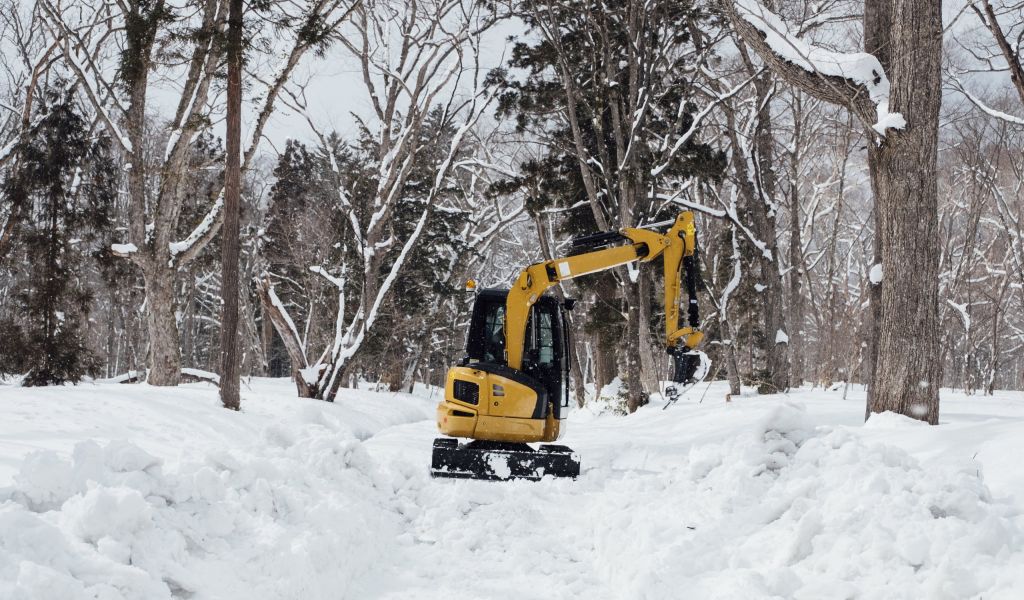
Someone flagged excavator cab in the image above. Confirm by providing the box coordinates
[465,290,571,416]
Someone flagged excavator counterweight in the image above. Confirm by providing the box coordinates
[430,210,707,481]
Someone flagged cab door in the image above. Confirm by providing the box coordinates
[522,299,568,418]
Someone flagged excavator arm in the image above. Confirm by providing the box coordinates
[504,211,704,380]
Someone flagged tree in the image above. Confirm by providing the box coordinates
[722,0,944,422]
[219,0,243,410]
[0,87,114,384]
[42,0,355,386]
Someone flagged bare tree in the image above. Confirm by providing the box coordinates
[41,0,356,385]
[257,0,501,400]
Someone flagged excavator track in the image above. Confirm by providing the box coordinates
[430,438,580,481]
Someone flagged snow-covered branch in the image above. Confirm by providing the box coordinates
[723,0,901,135]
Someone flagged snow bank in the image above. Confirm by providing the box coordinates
[1,380,1023,598]
[0,381,434,600]
[0,436,399,599]
[588,403,1024,599]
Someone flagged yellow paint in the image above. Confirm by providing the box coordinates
[437,366,552,442]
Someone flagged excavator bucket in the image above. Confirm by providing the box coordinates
[430,438,580,481]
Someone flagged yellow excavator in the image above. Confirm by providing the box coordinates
[430,210,707,480]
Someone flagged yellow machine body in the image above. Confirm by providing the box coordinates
[437,365,561,443]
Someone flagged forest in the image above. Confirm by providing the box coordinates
[1,0,1023,416]
[4,0,1024,598]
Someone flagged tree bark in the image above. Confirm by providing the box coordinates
[863,0,943,423]
[637,269,662,397]
[624,295,645,412]
[218,0,243,411]
[143,267,182,385]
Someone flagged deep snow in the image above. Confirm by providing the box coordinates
[1,378,1023,599]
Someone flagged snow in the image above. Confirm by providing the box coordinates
[0,140,16,163]
[957,82,1024,126]
[169,193,224,259]
[110,243,138,255]
[869,262,884,284]
[947,299,971,332]
[734,0,905,136]
[181,368,220,384]
[2,379,1023,599]
[775,328,789,344]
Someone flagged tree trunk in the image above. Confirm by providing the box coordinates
[864,0,943,423]
[218,0,243,411]
[637,269,661,396]
[723,325,742,396]
[787,100,805,388]
[255,278,316,397]
[751,74,790,394]
[624,288,646,412]
[143,267,182,386]
[721,92,788,394]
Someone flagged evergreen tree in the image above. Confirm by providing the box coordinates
[0,87,115,385]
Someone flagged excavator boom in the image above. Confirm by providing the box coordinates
[505,211,704,378]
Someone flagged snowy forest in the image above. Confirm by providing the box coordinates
[1,0,1023,408]
[2,0,1024,598]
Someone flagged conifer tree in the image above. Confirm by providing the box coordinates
[0,87,115,385]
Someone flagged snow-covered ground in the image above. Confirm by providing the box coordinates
[1,378,1023,599]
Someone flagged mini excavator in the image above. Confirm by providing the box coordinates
[430,210,708,481]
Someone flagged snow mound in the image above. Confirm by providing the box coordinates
[582,377,630,416]
[864,410,930,430]
[589,403,1024,598]
[0,421,412,599]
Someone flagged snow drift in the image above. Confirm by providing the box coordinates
[1,381,1022,599]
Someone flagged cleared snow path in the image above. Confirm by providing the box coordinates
[2,379,1024,599]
